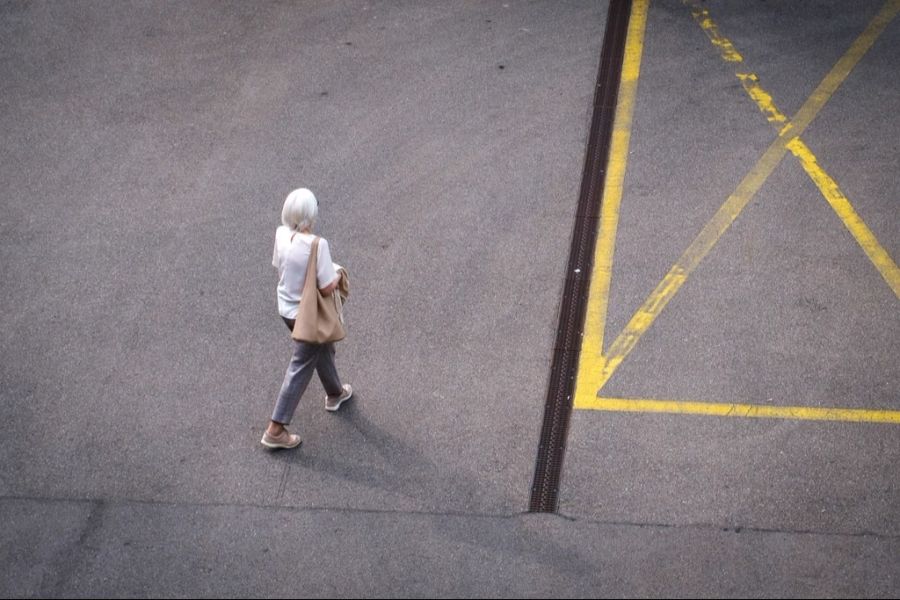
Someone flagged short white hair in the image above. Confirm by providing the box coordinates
[281,188,318,231]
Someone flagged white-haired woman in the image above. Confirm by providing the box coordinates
[262,188,352,449]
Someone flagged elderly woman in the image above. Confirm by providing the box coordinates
[262,188,352,449]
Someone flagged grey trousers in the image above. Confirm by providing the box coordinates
[271,318,343,425]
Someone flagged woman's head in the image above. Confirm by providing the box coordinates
[281,188,318,232]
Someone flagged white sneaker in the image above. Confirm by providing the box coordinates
[260,428,302,449]
[325,384,353,412]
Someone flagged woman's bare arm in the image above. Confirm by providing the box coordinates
[319,276,339,296]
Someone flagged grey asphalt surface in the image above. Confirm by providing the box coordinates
[2,1,898,598]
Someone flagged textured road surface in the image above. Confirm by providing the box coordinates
[2,1,897,597]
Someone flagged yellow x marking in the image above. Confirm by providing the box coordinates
[691,1,900,298]
[574,0,900,423]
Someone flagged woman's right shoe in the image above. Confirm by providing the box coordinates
[325,384,353,412]
[260,428,302,449]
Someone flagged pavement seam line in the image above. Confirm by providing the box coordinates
[3,494,896,542]
[556,511,900,541]
[0,493,522,521]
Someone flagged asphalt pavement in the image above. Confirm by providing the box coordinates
[1,1,897,597]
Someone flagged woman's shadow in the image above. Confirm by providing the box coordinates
[271,398,606,585]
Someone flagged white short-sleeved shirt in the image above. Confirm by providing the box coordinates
[272,226,339,319]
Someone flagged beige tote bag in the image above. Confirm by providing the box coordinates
[291,237,346,343]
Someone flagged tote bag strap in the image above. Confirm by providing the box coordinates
[301,236,320,297]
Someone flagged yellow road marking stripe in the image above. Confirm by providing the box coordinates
[787,138,900,299]
[690,5,744,62]
[585,0,900,395]
[579,397,900,424]
[572,0,650,407]
[735,73,789,124]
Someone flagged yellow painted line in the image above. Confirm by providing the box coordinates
[572,0,650,408]
[735,73,788,124]
[578,0,900,397]
[580,397,900,424]
[787,138,900,299]
[690,5,744,62]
